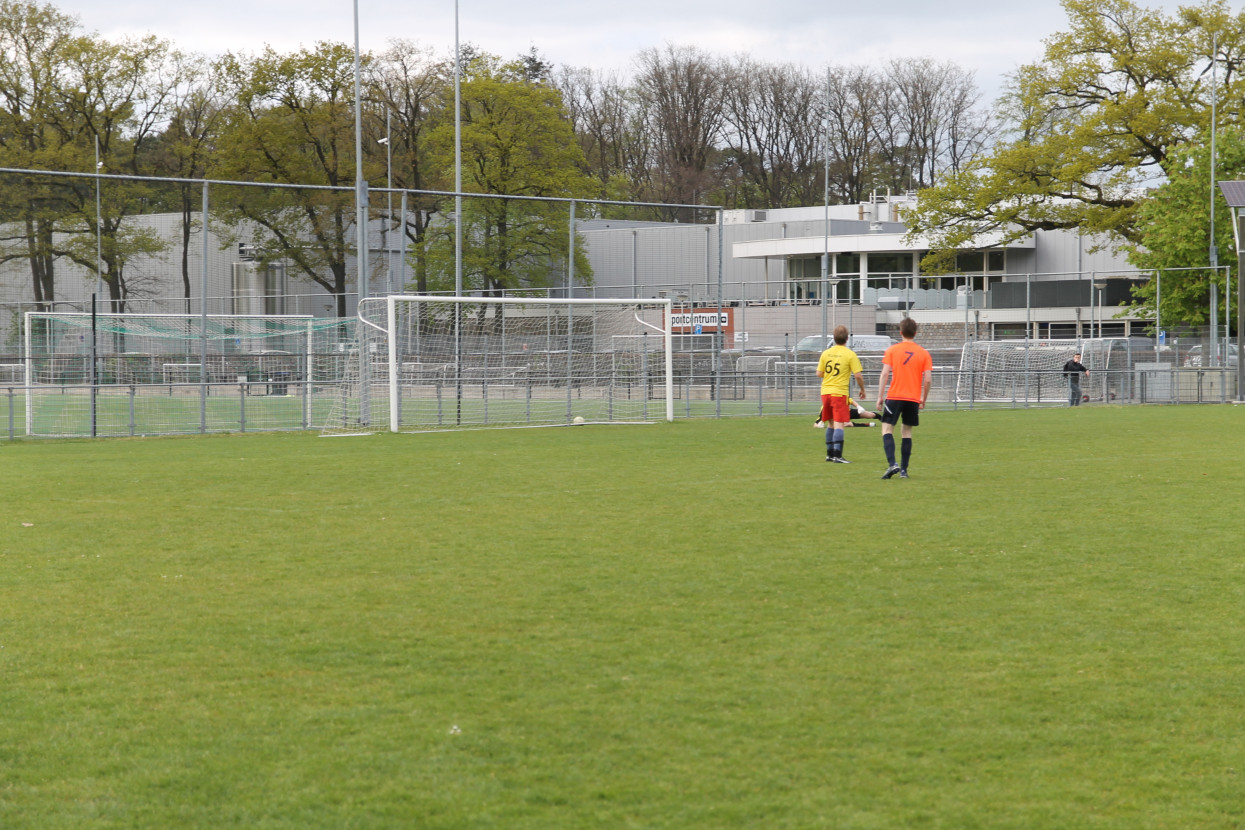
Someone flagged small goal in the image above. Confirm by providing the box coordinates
[341,295,674,432]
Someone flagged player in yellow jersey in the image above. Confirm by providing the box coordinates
[816,325,867,463]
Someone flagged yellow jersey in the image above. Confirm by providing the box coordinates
[817,345,862,396]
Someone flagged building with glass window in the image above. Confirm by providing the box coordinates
[578,192,1149,346]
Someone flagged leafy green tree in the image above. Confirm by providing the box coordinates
[367,40,451,295]
[1127,128,1245,328]
[211,42,372,317]
[0,0,83,306]
[907,0,1245,272]
[147,55,228,312]
[420,54,595,296]
[42,31,184,310]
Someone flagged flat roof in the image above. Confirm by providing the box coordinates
[732,230,1034,260]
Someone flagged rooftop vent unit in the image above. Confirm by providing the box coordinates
[750,210,767,222]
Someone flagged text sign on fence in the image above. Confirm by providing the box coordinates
[670,309,733,335]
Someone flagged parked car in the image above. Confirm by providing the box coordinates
[1184,344,1238,368]
[794,333,896,357]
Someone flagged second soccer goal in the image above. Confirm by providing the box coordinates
[348,295,674,432]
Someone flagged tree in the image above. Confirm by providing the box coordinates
[211,42,371,317]
[906,0,1245,272]
[41,31,183,310]
[147,54,228,312]
[719,58,822,209]
[421,53,595,296]
[633,44,727,219]
[367,39,451,294]
[554,65,652,211]
[0,0,84,307]
[874,58,993,193]
[823,65,883,205]
[1127,128,1245,327]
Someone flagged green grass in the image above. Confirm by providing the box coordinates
[3,406,1245,828]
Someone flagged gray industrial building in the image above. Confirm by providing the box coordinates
[578,192,1149,350]
[0,191,1149,356]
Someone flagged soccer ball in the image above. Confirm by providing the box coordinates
[572,416,585,426]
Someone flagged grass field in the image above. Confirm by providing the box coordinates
[3,406,1245,828]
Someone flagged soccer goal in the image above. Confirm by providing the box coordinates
[344,295,674,432]
[956,337,1157,404]
[22,311,353,437]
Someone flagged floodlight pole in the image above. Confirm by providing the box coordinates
[200,181,209,433]
[379,108,393,293]
[820,69,830,342]
[92,134,102,433]
[94,135,103,305]
[1237,210,1244,398]
[454,0,462,297]
[1210,33,1220,350]
[399,190,408,290]
[453,0,463,424]
[352,0,368,304]
[352,0,370,425]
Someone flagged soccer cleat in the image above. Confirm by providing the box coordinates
[825,454,833,462]
[831,456,851,464]
[898,469,909,479]
[881,464,901,479]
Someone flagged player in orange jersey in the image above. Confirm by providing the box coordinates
[875,317,932,479]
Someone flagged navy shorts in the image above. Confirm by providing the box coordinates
[880,399,920,427]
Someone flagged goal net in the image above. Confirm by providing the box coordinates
[956,337,1158,403]
[339,295,673,432]
[22,311,353,437]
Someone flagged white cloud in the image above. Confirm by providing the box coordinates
[74,0,1190,100]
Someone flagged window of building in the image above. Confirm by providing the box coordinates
[956,251,984,273]
[956,250,1005,274]
[867,252,912,290]
[787,255,840,301]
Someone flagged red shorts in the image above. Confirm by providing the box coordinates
[821,394,850,424]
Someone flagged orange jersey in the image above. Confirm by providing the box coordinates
[882,340,932,402]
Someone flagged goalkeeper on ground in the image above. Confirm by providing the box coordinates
[815,399,880,428]
[815,325,868,464]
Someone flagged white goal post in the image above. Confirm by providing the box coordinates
[956,337,1157,404]
[356,295,674,432]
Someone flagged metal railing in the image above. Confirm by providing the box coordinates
[3,365,1238,440]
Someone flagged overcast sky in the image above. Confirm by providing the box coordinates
[78,0,1187,103]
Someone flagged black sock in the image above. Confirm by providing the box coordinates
[883,433,895,466]
[901,438,912,470]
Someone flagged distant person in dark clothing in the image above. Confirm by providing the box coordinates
[1064,352,1089,406]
